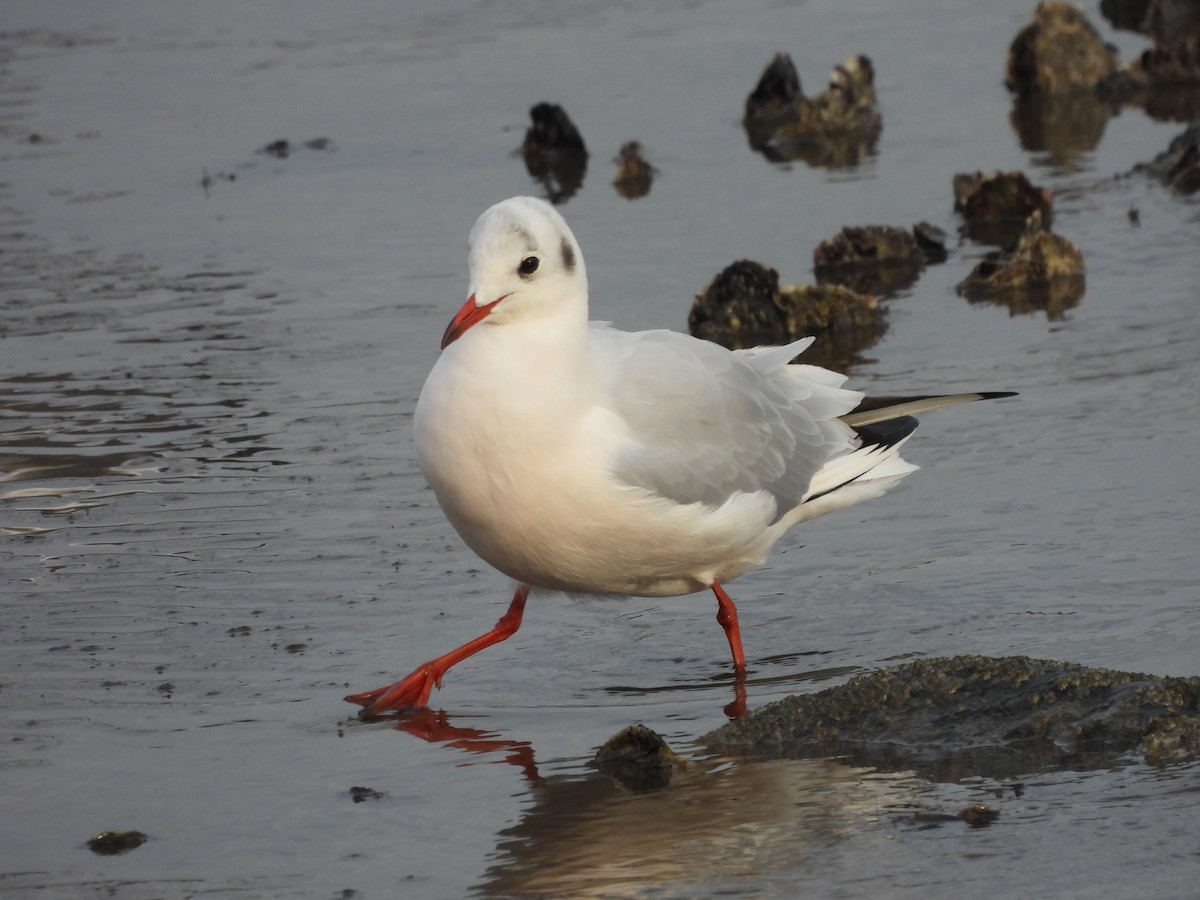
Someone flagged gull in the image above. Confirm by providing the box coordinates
[345,196,1012,717]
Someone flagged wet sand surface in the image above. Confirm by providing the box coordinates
[2,1,1198,897]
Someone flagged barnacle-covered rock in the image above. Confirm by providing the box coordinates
[743,53,881,168]
[957,211,1085,319]
[689,260,886,370]
[1006,2,1121,97]
[813,224,942,296]
[703,655,1200,779]
[953,170,1055,246]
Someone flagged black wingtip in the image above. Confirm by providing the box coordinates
[854,414,919,448]
[977,391,1018,400]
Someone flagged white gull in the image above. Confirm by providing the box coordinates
[346,196,1012,716]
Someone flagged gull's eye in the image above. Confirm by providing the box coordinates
[518,256,540,277]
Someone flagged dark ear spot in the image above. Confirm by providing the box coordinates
[561,238,576,274]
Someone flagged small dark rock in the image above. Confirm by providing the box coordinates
[258,139,291,159]
[521,102,589,204]
[256,137,334,160]
[349,785,386,803]
[593,724,676,792]
[957,803,1001,828]
[200,168,237,196]
[87,830,148,856]
[912,222,948,259]
[612,141,655,199]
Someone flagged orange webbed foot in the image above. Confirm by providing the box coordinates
[345,663,439,717]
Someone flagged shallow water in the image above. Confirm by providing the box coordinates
[1,1,1198,897]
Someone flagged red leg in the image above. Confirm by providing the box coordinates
[345,584,530,717]
[711,581,747,673]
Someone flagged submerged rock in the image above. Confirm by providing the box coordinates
[953,170,1055,246]
[612,141,655,199]
[957,211,1085,319]
[743,52,881,167]
[87,830,148,856]
[521,102,589,204]
[688,260,886,370]
[702,655,1200,779]
[1132,122,1200,192]
[957,803,1001,828]
[593,723,677,792]
[813,224,943,297]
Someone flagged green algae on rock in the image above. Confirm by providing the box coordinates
[702,655,1200,779]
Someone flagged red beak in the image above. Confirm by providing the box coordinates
[441,294,505,349]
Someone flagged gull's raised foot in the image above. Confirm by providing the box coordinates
[344,663,439,718]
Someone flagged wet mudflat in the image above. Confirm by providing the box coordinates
[1,1,1198,897]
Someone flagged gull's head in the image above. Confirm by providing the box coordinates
[441,196,587,349]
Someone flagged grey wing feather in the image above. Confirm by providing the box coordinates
[593,328,860,519]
